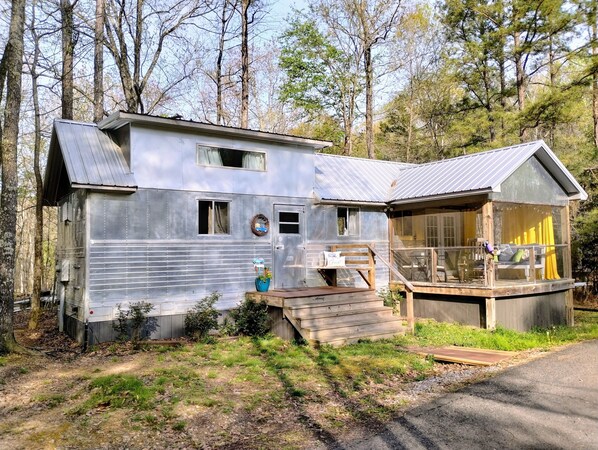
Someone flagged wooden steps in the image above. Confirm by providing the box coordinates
[251,287,405,347]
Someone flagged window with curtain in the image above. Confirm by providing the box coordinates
[196,145,266,171]
[493,203,562,279]
[337,207,359,236]
[198,200,230,235]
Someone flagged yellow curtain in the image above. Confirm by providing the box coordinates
[463,211,477,243]
[500,205,559,280]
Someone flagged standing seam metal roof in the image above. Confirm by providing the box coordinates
[53,120,137,189]
[387,140,587,203]
[314,153,413,203]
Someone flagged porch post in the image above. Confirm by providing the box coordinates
[406,291,415,333]
[388,215,395,284]
[561,205,572,279]
[482,201,495,287]
[485,297,496,330]
[565,289,574,326]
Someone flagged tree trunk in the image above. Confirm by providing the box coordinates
[61,0,75,120]
[0,0,26,354]
[94,0,105,123]
[240,0,250,128]
[513,31,527,142]
[216,0,231,125]
[365,45,374,159]
[592,0,598,151]
[29,0,44,330]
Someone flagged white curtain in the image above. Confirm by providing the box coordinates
[197,146,223,166]
[242,152,265,170]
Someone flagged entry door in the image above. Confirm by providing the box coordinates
[273,204,306,289]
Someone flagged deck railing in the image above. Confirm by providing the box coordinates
[391,244,570,288]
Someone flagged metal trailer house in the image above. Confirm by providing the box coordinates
[43,112,587,345]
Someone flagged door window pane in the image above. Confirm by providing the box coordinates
[279,211,300,234]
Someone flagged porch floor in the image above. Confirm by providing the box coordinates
[250,286,371,299]
[391,278,574,298]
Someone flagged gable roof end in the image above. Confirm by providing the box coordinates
[43,120,137,205]
[388,140,587,204]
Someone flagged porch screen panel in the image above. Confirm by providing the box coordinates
[495,203,560,279]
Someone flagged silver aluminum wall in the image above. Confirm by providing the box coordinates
[86,188,390,327]
[55,190,88,340]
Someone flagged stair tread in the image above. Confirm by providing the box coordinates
[307,316,402,332]
[288,297,382,310]
[317,327,405,344]
[319,331,402,346]
[293,305,391,320]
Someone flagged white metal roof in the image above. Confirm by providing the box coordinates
[43,120,137,204]
[314,153,412,204]
[387,140,588,204]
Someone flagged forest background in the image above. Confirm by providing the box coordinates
[0,0,597,342]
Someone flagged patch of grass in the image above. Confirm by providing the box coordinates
[172,420,186,431]
[396,311,598,351]
[33,393,67,408]
[18,367,29,374]
[82,374,156,411]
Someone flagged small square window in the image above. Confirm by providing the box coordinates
[198,200,230,234]
[279,211,300,234]
[337,207,359,236]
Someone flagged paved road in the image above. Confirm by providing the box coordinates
[345,340,598,450]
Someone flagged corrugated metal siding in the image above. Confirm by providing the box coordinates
[315,154,411,203]
[389,141,543,203]
[88,240,272,316]
[54,120,137,189]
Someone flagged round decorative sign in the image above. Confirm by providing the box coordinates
[251,214,270,236]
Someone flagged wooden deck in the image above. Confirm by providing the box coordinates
[391,278,575,298]
[248,287,406,347]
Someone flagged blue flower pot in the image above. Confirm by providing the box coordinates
[255,278,270,292]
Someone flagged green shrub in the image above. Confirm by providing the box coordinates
[378,287,403,315]
[229,296,271,337]
[185,292,221,341]
[112,301,157,344]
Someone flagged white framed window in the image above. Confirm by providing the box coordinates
[337,207,359,236]
[196,144,266,171]
[198,200,230,235]
[278,211,300,234]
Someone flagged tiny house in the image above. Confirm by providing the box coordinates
[43,112,587,343]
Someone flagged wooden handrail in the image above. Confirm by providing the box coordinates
[367,244,415,333]
[367,245,414,292]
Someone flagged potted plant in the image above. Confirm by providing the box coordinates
[255,267,272,292]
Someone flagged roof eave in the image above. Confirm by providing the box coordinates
[388,188,493,205]
[316,198,388,207]
[99,111,333,150]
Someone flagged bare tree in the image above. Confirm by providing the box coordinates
[103,0,210,114]
[25,0,46,330]
[94,0,105,122]
[214,0,239,125]
[311,0,403,158]
[0,0,27,354]
[61,0,77,120]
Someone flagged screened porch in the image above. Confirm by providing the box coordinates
[389,200,572,291]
